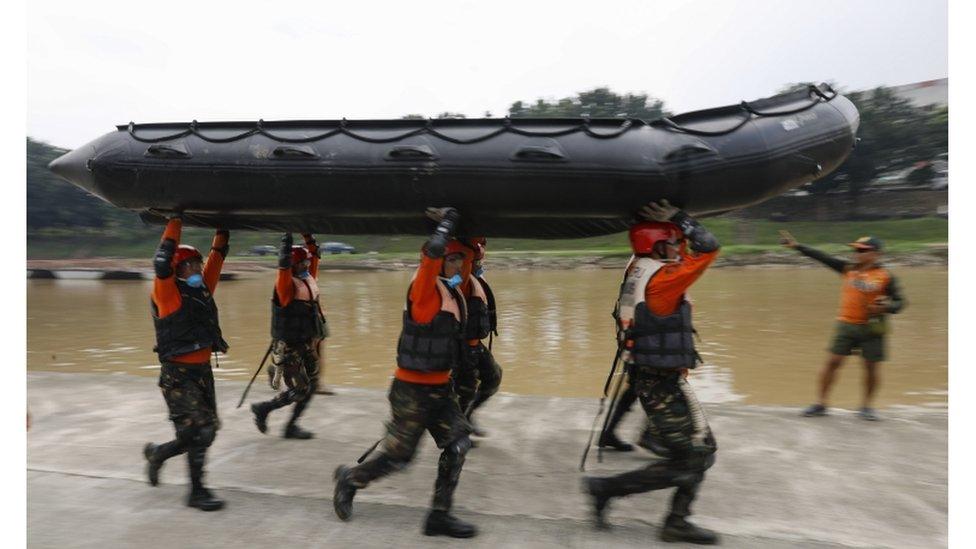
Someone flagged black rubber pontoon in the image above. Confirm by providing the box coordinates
[49,83,858,238]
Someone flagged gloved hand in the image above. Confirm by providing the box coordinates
[153,238,176,279]
[638,199,680,222]
[301,233,320,258]
[278,233,294,269]
[424,208,460,259]
[212,229,230,257]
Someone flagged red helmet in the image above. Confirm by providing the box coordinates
[173,244,203,266]
[444,239,467,258]
[629,222,680,255]
[472,243,486,261]
[291,246,310,264]
[470,237,487,260]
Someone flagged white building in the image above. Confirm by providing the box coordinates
[886,78,947,108]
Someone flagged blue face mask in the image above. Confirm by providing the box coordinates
[186,273,204,288]
[297,270,311,279]
[473,266,485,277]
[445,273,463,288]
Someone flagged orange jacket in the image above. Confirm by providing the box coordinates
[275,237,321,307]
[151,218,227,364]
[796,244,906,324]
[394,246,472,385]
[645,249,719,315]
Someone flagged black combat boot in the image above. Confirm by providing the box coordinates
[143,443,162,486]
[187,486,225,512]
[283,398,314,439]
[423,510,478,538]
[598,386,637,452]
[598,431,634,452]
[660,516,719,545]
[143,440,186,486]
[251,402,271,434]
[186,447,224,512]
[332,465,357,521]
[581,477,612,530]
[284,424,314,439]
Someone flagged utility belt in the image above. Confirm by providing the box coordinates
[627,363,684,380]
[160,360,212,369]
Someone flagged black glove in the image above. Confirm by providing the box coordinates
[669,211,720,254]
[278,233,294,269]
[424,208,460,259]
[154,239,176,278]
[212,229,230,257]
[302,233,320,258]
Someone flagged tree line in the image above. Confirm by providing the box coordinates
[27,82,947,231]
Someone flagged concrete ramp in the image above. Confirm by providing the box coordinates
[27,372,946,548]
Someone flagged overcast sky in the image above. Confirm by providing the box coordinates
[28,0,947,148]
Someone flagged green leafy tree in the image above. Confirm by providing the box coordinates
[807,86,947,201]
[27,138,143,230]
[508,87,669,119]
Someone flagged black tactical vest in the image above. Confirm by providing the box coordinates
[270,287,326,344]
[463,276,497,341]
[396,282,466,373]
[627,300,699,370]
[152,280,228,361]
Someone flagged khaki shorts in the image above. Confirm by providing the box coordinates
[829,321,886,362]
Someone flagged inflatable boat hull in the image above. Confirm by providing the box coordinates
[49,84,858,238]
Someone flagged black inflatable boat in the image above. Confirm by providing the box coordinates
[49,83,858,238]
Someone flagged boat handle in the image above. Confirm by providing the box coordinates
[145,143,191,158]
[791,153,823,176]
[271,145,319,159]
[663,143,718,161]
[511,146,566,162]
[385,145,438,161]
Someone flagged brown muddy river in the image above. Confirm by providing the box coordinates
[27,266,947,407]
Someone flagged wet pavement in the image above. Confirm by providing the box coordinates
[27,372,946,548]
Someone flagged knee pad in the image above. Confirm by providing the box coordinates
[445,436,472,459]
[191,425,217,448]
[175,423,215,448]
[702,452,716,472]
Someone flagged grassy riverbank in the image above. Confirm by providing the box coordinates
[27,216,948,260]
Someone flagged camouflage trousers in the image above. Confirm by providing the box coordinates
[591,367,717,519]
[257,340,320,424]
[154,362,220,487]
[453,343,503,418]
[347,378,473,511]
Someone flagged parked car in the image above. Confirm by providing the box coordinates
[249,245,277,256]
[322,241,357,254]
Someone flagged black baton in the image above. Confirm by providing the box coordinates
[236,341,274,408]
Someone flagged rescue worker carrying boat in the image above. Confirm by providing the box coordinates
[333,207,478,538]
[143,215,230,512]
[583,200,721,545]
[453,237,502,437]
[251,233,328,439]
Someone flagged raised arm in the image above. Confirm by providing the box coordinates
[780,229,848,274]
[151,218,183,318]
[202,229,229,292]
[302,233,320,279]
[275,233,296,307]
